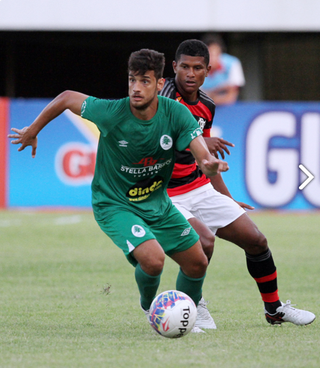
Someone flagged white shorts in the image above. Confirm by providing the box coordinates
[170,183,245,235]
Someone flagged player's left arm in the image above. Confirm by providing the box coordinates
[188,135,229,177]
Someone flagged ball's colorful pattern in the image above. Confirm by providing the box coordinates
[149,290,192,334]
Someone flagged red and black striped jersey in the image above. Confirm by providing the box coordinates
[159,78,216,196]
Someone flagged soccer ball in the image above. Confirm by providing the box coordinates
[149,290,197,338]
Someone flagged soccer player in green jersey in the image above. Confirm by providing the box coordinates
[8,48,229,331]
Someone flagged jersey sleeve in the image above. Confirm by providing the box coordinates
[173,102,203,151]
[81,96,125,135]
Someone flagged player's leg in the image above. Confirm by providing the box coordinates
[170,239,208,307]
[216,213,280,310]
[172,190,215,262]
[188,217,215,262]
[132,239,166,312]
[152,204,207,307]
[95,210,164,314]
[216,212,315,325]
[170,239,215,332]
[170,190,216,329]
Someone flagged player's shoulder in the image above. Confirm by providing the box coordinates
[158,95,191,119]
[159,77,176,99]
[198,89,216,111]
[85,96,126,107]
[158,95,181,109]
[82,96,127,119]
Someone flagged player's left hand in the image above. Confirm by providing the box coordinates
[204,137,234,159]
[8,127,38,158]
[236,201,255,210]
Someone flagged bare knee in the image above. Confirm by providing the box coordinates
[245,230,268,255]
[183,256,208,278]
[140,254,165,276]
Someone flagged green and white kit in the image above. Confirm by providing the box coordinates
[81,95,202,264]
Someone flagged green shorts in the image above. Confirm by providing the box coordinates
[95,204,199,266]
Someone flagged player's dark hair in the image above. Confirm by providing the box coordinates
[128,49,165,80]
[201,33,227,53]
[175,39,210,66]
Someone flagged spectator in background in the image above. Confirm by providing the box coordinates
[201,34,245,105]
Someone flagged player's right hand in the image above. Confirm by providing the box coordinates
[8,127,38,158]
[201,157,229,177]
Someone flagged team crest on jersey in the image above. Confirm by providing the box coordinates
[197,117,207,130]
[131,225,146,238]
[160,135,173,150]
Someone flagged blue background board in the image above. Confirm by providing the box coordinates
[8,100,320,209]
[214,102,320,210]
[9,99,94,207]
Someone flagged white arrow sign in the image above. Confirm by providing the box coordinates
[298,164,315,190]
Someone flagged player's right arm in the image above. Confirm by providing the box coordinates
[8,90,88,158]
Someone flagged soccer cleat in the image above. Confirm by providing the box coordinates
[265,300,316,326]
[191,326,206,333]
[195,297,217,329]
[140,299,150,322]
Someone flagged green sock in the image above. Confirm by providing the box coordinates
[135,264,161,311]
[176,268,205,306]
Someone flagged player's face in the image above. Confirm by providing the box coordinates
[173,55,210,101]
[128,70,164,111]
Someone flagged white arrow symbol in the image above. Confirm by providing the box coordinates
[298,164,315,190]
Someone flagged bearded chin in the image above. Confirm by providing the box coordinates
[133,98,154,111]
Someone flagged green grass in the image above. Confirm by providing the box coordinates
[0,210,319,368]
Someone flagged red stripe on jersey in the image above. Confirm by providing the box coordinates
[178,97,213,123]
[260,291,280,303]
[171,163,196,179]
[254,271,277,284]
[203,128,211,138]
[167,175,210,197]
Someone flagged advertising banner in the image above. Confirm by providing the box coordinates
[5,100,320,210]
[9,100,98,208]
[214,102,320,210]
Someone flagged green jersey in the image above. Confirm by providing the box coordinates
[81,95,202,221]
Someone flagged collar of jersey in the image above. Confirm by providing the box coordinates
[126,96,161,124]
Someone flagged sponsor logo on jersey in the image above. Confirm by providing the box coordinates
[160,135,173,150]
[135,157,158,166]
[119,140,128,147]
[131,225,146,237]
[181,227,192,236]
[126,176,163,201]
[191,127,202,140]
[121,159,172,178]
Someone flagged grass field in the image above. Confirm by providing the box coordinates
[0,210,319,368]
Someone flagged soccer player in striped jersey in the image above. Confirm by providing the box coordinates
[160,39,315,330]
